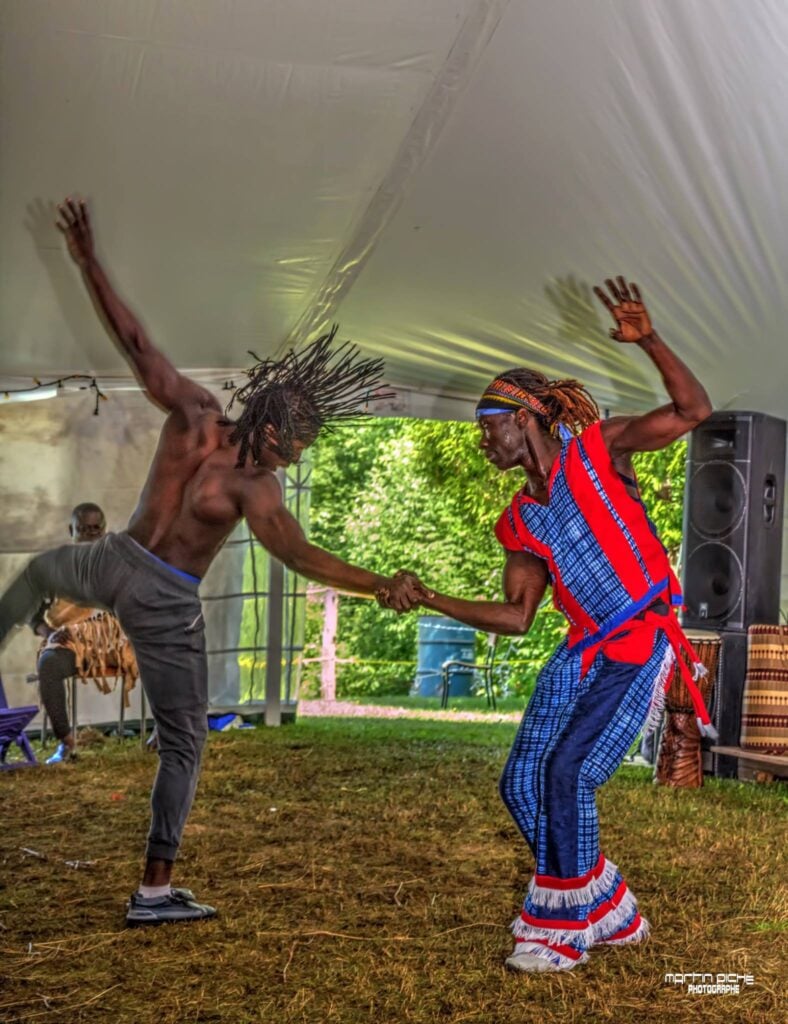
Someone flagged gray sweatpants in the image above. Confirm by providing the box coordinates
[0,532,208,861]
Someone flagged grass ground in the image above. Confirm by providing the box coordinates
[1,717,786,1024]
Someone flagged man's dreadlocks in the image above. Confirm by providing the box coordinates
[226,326,389,467]
[496,368,600,436]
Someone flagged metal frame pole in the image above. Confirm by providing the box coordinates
[69,677,78,751]
[264,470,285,726]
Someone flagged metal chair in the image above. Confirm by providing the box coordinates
[440,633,500,710]
[29,671,149,750]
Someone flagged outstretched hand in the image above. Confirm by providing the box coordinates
[55,197,94,268]
[593,277,654,344]
[375,570,434,614]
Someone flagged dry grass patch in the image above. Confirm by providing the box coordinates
[1,717,785,1023]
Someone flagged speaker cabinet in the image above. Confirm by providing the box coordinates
[682,411,786,631]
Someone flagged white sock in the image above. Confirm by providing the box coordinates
[138,883,171,900]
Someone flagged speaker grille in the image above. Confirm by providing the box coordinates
[688,461,747,539]
[684,541,743,623]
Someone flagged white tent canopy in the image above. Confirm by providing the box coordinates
[3,0,788,727]
[2,0,788,419]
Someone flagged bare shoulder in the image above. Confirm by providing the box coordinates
[160,391,223,438]
[239,466,285,518]
[598,415,630,447]
[184,386,223,422]
[598,413,650,457]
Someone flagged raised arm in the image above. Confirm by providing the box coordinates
[388,551,549,635]
[593,277,712,455]
[242,476,420,608]
[56,198,219,415]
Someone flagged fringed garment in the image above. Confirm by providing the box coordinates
[43,599,138,705]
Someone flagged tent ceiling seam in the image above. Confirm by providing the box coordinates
[282,0,511,352]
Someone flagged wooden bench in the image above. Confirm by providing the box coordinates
[710,746,788,782]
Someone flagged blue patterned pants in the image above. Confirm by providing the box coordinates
[499,632,671,966]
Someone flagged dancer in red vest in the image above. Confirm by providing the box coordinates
[379,278,712,971]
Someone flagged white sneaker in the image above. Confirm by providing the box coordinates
[505,941,587,972]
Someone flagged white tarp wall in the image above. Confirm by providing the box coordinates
[0,391,302,726]
[0,392,163,723]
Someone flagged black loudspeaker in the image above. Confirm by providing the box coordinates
[682,411,786,631]
[682,412,786,777]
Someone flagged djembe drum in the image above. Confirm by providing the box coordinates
[655,631,720,788]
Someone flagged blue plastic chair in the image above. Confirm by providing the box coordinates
[0,673,38,768]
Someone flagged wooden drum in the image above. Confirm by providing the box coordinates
[656,630,721,788]
[664,632,720,712]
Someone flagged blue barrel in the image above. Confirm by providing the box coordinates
[414,615,476,697]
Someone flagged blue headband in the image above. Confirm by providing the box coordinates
[475,405,517,417]
[475,406,575,443]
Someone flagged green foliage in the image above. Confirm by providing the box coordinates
[306,418,687,699]
[309,420,401,556]
[631,441,687,559]
[237,540,270,702]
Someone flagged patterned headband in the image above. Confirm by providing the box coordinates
[475,378,550,418]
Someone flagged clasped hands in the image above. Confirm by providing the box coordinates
[375,570,435,614]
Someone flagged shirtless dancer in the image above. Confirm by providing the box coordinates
[0,198,418,927]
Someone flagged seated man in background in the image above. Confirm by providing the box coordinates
[31,502,138,763]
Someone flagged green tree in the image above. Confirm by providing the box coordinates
[631,442,687,560]
[305,418,686,700]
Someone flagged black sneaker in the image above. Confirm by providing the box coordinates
[125,889,217,927]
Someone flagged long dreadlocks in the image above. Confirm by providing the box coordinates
[226,326,389,467]
[477,368,599,437]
